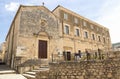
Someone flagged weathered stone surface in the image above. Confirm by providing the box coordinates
[5,5,112,75]
[20,10,59,39]
[36,55,120,79]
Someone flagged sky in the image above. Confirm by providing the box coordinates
[0,0,120,44]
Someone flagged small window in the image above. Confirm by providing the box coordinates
[74,18,78,24]
[84,31,88,38]
[97,28,99,31]
[92,34,95,40]
[64,25,69,35]
[83,21,87,26]
[90,25,94,29]
[64,13,68,20]
[107,39,110,43]
[103,37,105,43]
[75,29,80,36]
[98,36,101,42]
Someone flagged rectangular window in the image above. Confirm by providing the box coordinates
[92,34,95,40]
[74,18,78,24]
[97,28,99,31]
[83,21,87,26]
[64,25,69,35]
[90,25,94,29]
[103,37,105,43]
[75,29,80,36]
[64,13,68,20]
[98,36,101,42]
[84,31,88,38]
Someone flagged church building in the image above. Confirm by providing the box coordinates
[5,5,111,71]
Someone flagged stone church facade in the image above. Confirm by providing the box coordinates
[5,5,111,70]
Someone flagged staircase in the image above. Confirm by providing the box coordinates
[23,67,49,79]
[22,59,49,79]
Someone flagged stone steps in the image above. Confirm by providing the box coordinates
[32,68,49,72]
[26,72,36,75]
[23,67,49,79]
[23,73,36,79]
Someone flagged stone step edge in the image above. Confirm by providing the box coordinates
[0,70,16,74]
[23,74,35,78]
[32,69,49,72]
[25,71,36,75]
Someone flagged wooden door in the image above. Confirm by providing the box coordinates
[38,40,47,58]
[67,52,71,61]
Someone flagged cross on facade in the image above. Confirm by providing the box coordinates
[42,2,45,6]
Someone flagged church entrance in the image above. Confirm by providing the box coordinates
[38,40,47,58]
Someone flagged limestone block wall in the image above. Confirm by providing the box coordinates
[53,6,112,52]
[13,6,61,71]
[36,54,120,79]
[16,6,60,59]
[19,7,59,38]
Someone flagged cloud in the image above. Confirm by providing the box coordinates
[96,0,120,43]
[5,2,19,12]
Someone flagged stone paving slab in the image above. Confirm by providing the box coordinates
[0,65,26,79]
[0,74,27,79]
[0,70,15,74]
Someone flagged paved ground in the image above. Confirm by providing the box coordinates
[0,74,27,79]
[0,64,27,79]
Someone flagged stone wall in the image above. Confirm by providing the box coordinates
[36,52,120,79]
[19,7,59,38]
[14,6,60,70]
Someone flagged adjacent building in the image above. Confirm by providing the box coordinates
[5,5,111,70]
[112,42,120,51]
[0,42,6,62]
